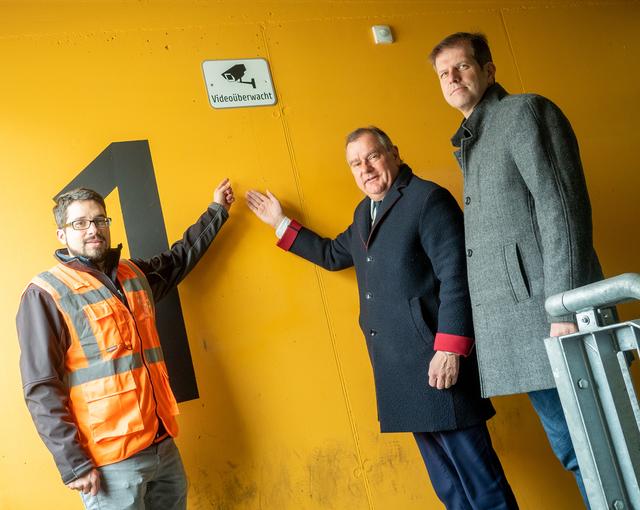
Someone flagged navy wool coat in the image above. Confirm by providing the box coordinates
[279,165,494,432]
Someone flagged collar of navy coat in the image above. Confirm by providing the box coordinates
[450,83,509,167]
[355,164,413,248]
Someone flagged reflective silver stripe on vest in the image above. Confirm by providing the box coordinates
[118,261,165,364]
[122,278,146,293]
[69,352,143,387]
[144,346,164,364]
[68,348,165,387]
[119,260,155,312]
[37,271,106,363]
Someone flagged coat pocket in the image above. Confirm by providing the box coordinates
[408,297,435,348]
[81,302,129,356]
[503,242,531,303]
[81,371,145,443]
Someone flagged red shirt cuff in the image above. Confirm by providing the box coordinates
[434,332,474,357]
[276,220,302,251]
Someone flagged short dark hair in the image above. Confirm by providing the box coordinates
[429,32,493,68]
[345,126,394,151]
[53,188,106,228]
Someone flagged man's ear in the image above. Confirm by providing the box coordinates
[391,145,401,163]
[56,228,67,246]
[485,62,497,85]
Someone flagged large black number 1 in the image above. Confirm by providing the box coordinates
[56,141,198,402]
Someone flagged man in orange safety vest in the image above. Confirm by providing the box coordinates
[17,180,234,510]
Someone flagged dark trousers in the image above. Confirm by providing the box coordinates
[414,423,518,510]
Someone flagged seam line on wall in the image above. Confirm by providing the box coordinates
[499,8,525,93]
[259,23,375,510]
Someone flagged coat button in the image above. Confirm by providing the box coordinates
[467,249,473,257]
[369,329,377,337]
[365,292,373,300]
[465,196,471,205]
[366,255,373,262]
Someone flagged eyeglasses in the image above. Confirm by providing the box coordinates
[63,217,112,230]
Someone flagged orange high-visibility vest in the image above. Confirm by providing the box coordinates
[31,259,179,467]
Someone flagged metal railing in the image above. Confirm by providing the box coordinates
[546,274,640,510]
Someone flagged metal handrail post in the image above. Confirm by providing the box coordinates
[546,273,640,510]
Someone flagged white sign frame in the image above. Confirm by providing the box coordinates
[202,58,277,109]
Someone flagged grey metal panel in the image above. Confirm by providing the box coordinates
[546,274,640,510]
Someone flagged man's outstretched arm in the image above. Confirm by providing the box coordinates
[134,178,235,301]
[246,189,354,271]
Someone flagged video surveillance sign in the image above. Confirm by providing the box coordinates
[202,58,277,109]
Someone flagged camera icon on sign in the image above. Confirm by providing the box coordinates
[221,64,256,89]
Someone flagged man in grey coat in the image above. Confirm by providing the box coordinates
[430,32,603,505]
[246,127,518,509]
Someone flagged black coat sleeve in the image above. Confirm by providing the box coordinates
[418,187,474,339]
[132,203,228,302]
[288,223,355,271]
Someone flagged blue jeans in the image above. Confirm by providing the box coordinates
[80,438,187,510]
[528,388,589,508]
[414,423,518,509]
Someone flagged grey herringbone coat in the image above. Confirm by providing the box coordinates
[452,83,603,397]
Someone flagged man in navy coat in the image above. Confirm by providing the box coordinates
[246,127,518,509]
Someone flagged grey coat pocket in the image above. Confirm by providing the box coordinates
[503,242,531,303]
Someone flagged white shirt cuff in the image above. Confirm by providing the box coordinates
[275,217,291,239]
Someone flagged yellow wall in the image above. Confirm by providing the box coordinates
[1,1,638,508]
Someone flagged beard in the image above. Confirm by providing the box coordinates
[69,234,109,265]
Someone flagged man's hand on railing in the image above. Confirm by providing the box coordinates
[550,322,578,338]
